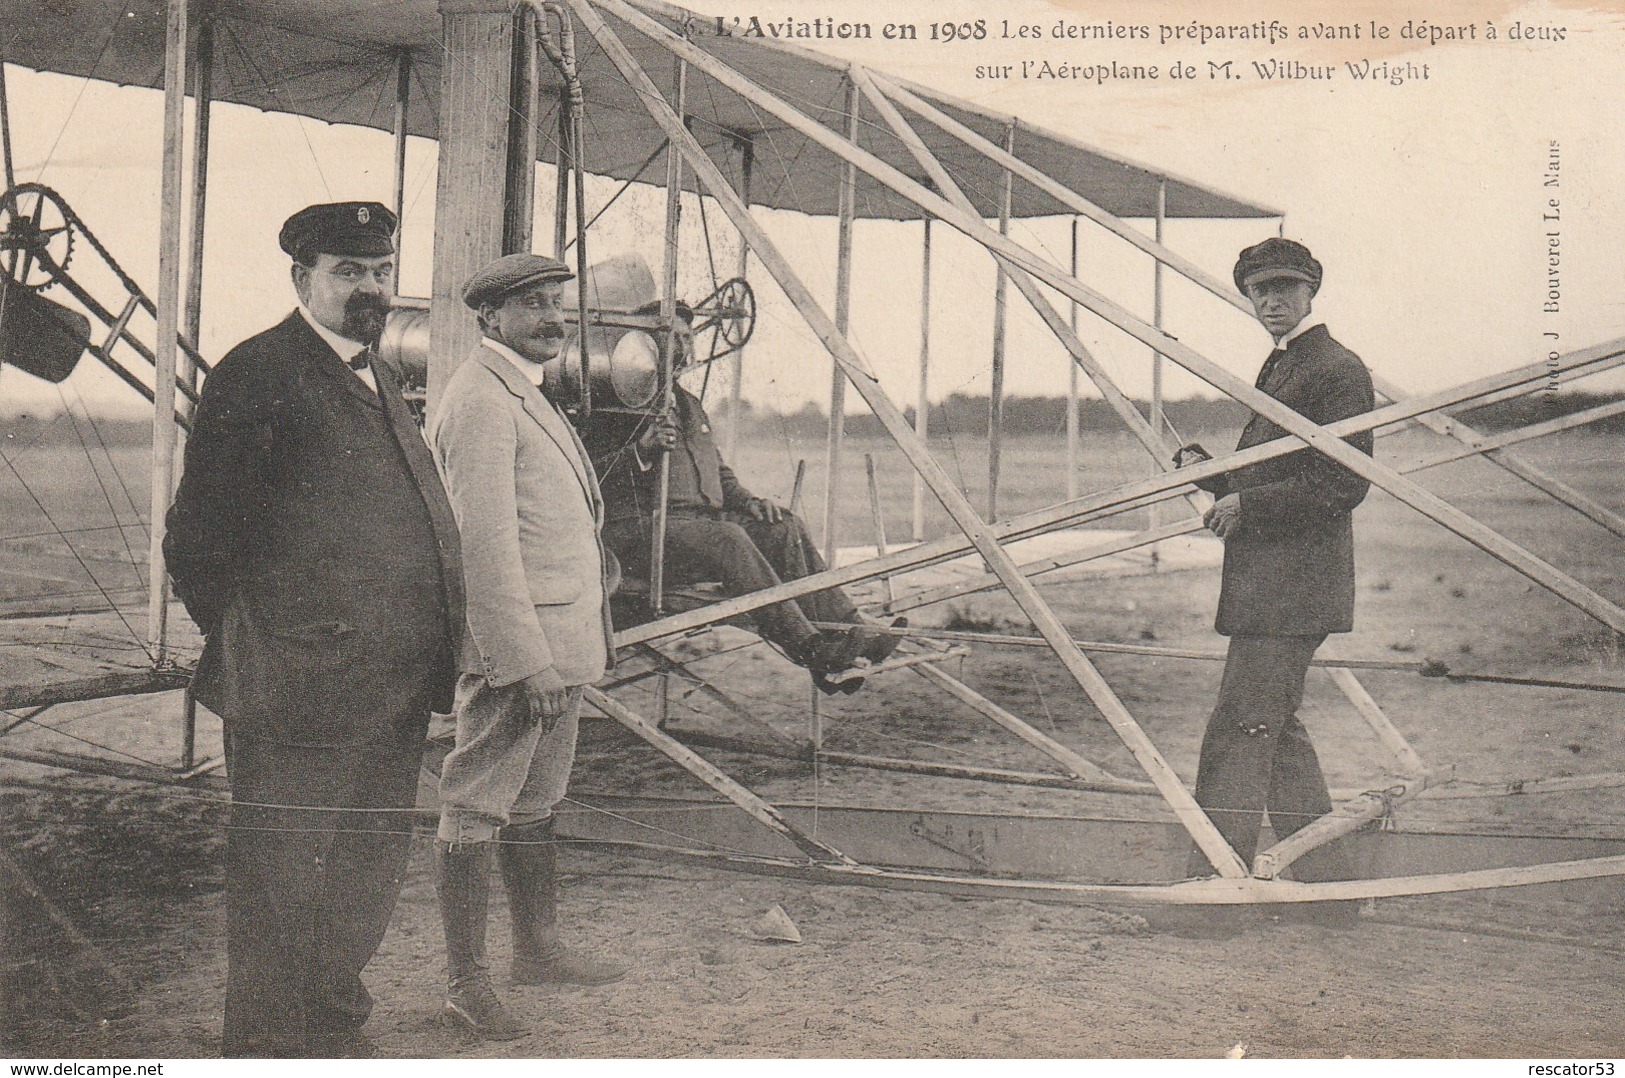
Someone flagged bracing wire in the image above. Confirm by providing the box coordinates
[53,387,147,592]
[0,448,149,656]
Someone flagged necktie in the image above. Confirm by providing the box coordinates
[348,347,373,373]
[1256,347,1287,389]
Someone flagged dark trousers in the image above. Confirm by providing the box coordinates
[605,507,859,648]
[1189,634,1351,881]
[222,726,425,1056]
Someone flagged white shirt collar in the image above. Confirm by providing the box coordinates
[1274,320,1320,350]
[483,336,549,388]
[297,304,377,393]
[297,303,368,363]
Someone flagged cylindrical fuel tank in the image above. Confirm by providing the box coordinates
[546,325,662,410]
[377,305,431,390]
[376,303,663,410]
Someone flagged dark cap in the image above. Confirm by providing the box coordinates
[633,298,695,324]
[462,253,575,310]
[1233,237,1322,294]
[279,201,397,263]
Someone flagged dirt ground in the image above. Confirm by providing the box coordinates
[2,431,1623,1057]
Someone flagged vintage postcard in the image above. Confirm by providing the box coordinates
[0,0,1620,1064]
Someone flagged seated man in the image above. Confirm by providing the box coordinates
[583,303,898,692]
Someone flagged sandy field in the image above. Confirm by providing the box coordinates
[2,430,1622,1058]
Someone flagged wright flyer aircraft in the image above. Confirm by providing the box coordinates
[0,0,1623,915]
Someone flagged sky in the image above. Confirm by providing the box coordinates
[0,0,1621,420]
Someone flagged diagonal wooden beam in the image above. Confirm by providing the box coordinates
[911,662,1134,787]
[613,337,1625,650]
[589,6,1625,635]
[1324,667,1429,778]
[1396,397,1625,539]
[875,71,1625,542]
[891,394,1625,614]
[572,0,1249,877]
[854,66,1202,519]
[582,686,855,865]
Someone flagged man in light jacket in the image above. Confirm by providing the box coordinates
[428,253,629,1041]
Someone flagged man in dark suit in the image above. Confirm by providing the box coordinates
[584,304,897,693]
[1177,238,1374,924]
[164,202,464,1056]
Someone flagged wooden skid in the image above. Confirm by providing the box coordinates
[555,795,1625,905]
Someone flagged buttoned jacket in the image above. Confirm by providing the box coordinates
[428,344,614,688]
[164,311,464,744]
[585,387,753,524]
[1196,324,1375,636]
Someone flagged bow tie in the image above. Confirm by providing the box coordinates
[347,348,373,373]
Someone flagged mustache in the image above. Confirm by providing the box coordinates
[345,292,391,315]
[535,325,566,339]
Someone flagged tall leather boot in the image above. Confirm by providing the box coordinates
[497,818,631,987]
[435,842,528,1039]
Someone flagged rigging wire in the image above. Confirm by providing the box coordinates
[6,708,168,771]
[53,387,146,592]
[0,448,149,656]
[23,6,124,183]
[220,20,332,197]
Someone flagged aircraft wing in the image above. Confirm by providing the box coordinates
[0,0,1277,220]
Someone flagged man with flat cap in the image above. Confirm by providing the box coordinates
[165,202,464,1055]
[428,252,630,1041]
[1175,237,1374,926]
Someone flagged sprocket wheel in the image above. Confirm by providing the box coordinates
[0,184,76,293]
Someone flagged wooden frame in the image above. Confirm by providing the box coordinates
[555,0,1625,897]
[24,0,1615,904]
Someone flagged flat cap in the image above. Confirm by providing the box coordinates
[462,253,575,309]
[1233,237,1322,294]
[279,201,397,262]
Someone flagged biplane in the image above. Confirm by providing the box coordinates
[0,0,1622,919]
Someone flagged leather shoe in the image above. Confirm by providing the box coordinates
[512,947,631,987]
[798,630,866,677]
[442,973,529,1041]
[851,616,906,666]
